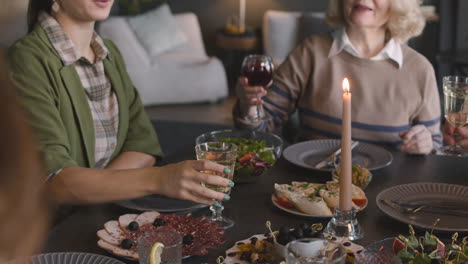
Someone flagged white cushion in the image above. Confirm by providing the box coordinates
[127,4,187,57]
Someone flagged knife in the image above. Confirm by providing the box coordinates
[314,141,359,169]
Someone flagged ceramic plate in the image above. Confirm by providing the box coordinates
[283,139,393,172]
[271,195,367,218]
[116,194,207,213]
[224,234,363,264]
[376,183,468,232]
[6,252,124,264]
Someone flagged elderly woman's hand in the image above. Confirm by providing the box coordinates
[443,122,468,149]
[399,125,433,154]
[237,77,270,112]
[154,160,233,205]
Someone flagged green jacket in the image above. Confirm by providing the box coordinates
[8,25,163,176]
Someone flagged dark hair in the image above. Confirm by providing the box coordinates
[0,56,49,260]
[27,0,53,32]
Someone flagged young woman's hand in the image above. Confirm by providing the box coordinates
[154,160,233,205]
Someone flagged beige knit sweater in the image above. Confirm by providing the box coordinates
[234,34,442,148]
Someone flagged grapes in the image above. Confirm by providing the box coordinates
[276,223,322,245]
[292,228,304,239]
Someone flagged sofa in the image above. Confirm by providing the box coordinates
[98,12,228,106]
[263,10,330,66]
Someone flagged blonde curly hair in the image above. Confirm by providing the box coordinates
[326,0,425,43]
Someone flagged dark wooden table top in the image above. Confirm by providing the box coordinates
[42,147,468,263]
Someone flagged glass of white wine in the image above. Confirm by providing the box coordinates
[195,142,237,229]
[441,76,468,156]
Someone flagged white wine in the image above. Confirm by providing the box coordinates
[444,85,468,128]
[195,142,237,194]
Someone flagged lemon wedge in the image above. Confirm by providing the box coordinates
[149,242,164,264]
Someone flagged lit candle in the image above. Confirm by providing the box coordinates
[239,0,246,33]
[340,78,352,211]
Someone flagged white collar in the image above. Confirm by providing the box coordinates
[328,28,403,68]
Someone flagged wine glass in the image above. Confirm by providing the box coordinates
[195,142,237,229]
[441,76,468,156]
[241,54,274,122]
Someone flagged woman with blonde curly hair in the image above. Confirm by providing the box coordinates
[234,0,441,154]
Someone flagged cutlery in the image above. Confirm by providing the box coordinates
[381,199,468,217]
[315,141,359,169]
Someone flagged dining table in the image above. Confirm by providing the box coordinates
[42,145,468,263]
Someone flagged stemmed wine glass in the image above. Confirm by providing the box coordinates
[195,142,237,229]
[241,54,274,122]
[441,76,468,156]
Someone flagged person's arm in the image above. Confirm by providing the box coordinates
[400,61,442,154]
[106,151,155,170]
[49,160,232,205]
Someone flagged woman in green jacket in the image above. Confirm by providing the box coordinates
[8,0,232,205]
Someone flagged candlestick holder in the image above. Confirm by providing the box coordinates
[324,207,363,241]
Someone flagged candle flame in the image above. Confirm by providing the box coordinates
[342,78,350,94]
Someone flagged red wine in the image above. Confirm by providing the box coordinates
[242,62,273,86]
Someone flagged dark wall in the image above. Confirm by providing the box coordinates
[115,0,329,55]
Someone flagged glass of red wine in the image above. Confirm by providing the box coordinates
[241,55,274,122]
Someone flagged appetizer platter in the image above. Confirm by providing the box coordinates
[273,181,368,217]
[224,222,363,264]
[96,211,225,260]
[368,223,468,264]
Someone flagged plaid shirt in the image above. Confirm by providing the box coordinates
[40,12,119,168]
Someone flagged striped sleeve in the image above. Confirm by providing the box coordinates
[412,63,442,149]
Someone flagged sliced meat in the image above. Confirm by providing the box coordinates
[97,229,121,246]
[97,239,139,260]
[104,220,126,240]
[135,211,160,226]
[118,214,138,230]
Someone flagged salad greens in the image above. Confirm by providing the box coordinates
[220,137,276,182]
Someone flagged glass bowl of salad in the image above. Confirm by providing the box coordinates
[195,130,283,183]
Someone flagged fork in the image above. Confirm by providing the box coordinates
[381,199,468,217]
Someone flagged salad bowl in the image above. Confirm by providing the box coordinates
[195,130,283,183]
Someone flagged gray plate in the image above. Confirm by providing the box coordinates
[116,195,207,213]
[376,183,468,232]
[6,252,124,264]
[283,139,393,171]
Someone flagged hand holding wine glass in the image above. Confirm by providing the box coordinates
[239,55,274,122]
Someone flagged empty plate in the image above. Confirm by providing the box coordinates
[376,183,468,232]
[6,252,124,264]
[116,194,207,213]
[283,139,393,171]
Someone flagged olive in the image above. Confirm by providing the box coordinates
[153,218,166,227]
[182,234,194,245]
[292,228,304,239]
[299,223,310,232]
[279,226,290,236]
[120,239,133,249]
[127,221,139,231]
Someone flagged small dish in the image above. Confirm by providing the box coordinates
[331,165,373,190]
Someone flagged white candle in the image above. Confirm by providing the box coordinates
[239,0,246,32]
[340,78,352,211]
